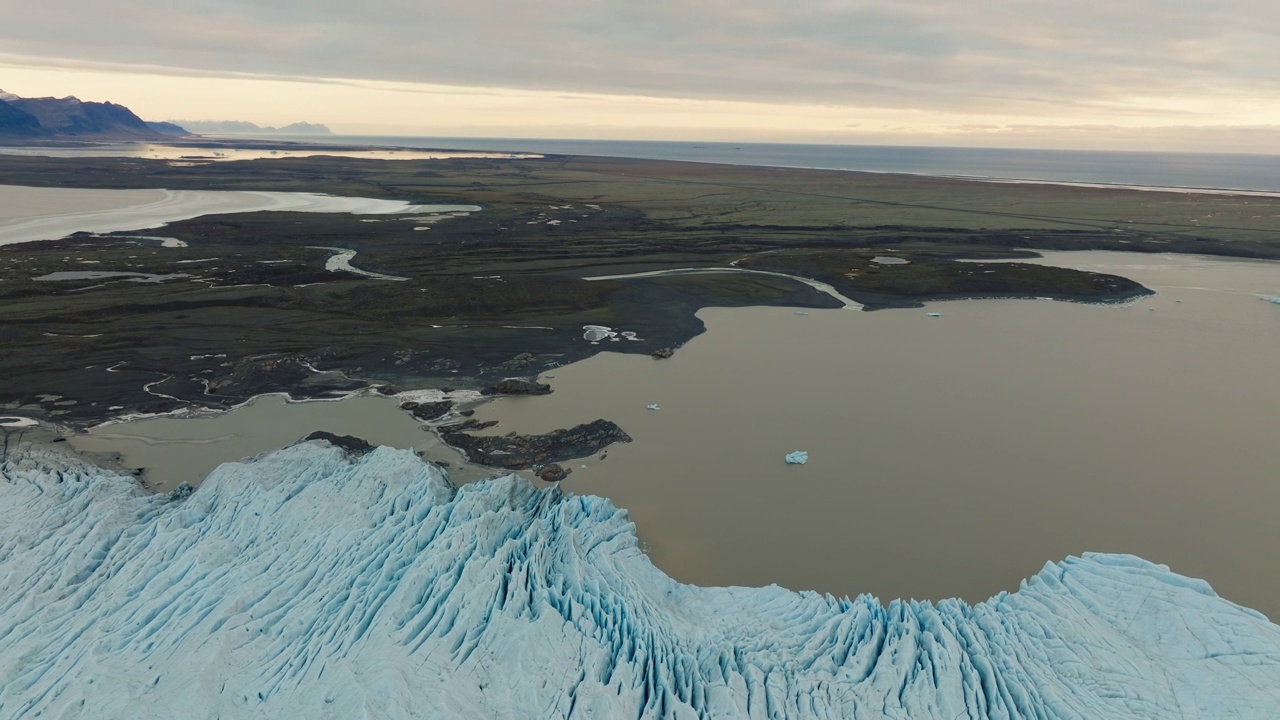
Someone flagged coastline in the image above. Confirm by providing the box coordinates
[5,247,1280,619]
[4,143,1264,439]
[9,136,1280,197]
[301,135,1280,195]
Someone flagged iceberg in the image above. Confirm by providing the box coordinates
[785,450,809,464]
[583,324,615,342]
[1,443,1278,719]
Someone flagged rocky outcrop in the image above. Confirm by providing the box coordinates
[502,352,538,369]
[302,431,374,456]
[536,464,572,482]
[442,419,631,469]
[399,400,453,422]
[651,347,674,359]
[205,355,316,397]
[437,418,498,433]
[480,379,552,396]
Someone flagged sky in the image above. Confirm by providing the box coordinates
[3,1,1280,151]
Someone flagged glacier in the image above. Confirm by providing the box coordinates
[1,442,1278,719]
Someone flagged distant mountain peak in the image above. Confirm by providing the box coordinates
[0,90,179,140]
[170,119,333,136]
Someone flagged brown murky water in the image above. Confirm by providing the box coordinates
[72,252,1280,618]
[468,252,1280,616]
[70,394,493,491]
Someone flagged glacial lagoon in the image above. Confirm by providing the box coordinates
[0,184,480,246]
[73,251,1280,617]
[70,393,494,491]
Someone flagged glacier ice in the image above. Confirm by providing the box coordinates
[1,442,1279,719]
[785,450,809,464]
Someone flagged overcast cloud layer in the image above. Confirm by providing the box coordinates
[6,1,1280,115]
[6,1,1280,149]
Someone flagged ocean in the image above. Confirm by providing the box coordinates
[316,136,1280,193]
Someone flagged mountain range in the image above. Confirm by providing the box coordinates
[0,91,332,141]
[0,90,186,140]
[169,119,333,135]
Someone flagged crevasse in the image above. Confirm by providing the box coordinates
[1,443,1277,719]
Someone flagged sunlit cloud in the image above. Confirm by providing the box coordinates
[3,1,1280,150]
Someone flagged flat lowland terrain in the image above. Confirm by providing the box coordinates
[2,152,1277,425]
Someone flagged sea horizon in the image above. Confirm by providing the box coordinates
[287,135,1280,194]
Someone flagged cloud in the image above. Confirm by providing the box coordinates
[3,0,1279,122]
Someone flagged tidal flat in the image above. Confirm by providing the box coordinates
[0,183,479,246]
[5,151,1276,425]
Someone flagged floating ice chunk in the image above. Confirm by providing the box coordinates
[0,416,38,427]
[927,312,942,317]
[785,450,809,464]
[646,404,661,411]
[795,311,809,316]
[583,325,614,342]
[1266,296,1280,304]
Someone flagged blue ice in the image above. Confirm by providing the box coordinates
[0,442,1277,718]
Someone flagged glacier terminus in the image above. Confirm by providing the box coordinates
[1,441,1278,719]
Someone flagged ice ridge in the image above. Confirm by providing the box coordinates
[1,443,1278,719]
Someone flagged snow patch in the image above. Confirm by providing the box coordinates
[394,388,483,405]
